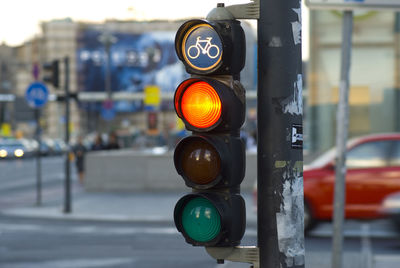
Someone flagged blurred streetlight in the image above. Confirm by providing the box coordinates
[98,30,117,100]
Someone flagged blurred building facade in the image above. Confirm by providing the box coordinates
[0,43,16,136]
[306,11,400,154]
[0,18,257,142]
[2,12,400,153]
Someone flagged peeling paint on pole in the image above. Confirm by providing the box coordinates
[282,74,303,115]
[291,8,302,45]
[276,169,305,267]
[269,36,283,47]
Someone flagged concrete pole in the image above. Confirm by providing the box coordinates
[257,0,305,267]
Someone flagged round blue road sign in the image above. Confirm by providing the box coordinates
[25,82,49,108]
[182,24,223,72]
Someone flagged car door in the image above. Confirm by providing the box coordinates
[345,140,398,218]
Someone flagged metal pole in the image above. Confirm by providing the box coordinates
[395,13,400,89]
[331,10,353,268]
[35,108,42,206]
[63,56,72,213]
[99,31,116,131]
[105,38,112,131]
[258,0,304,267]
[394,13,400,131]
[105,39,112,100]
[98,30,116,100]
[309,10,319,152]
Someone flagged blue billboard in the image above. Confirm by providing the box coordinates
[77,28,187,112]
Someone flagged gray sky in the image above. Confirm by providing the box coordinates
[0,0,247,45]
[0,0,308,58]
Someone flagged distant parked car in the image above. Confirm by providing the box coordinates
[41,138,67,156]
[39,141,51,156]
[0,140,32,159]
[53,139,67,155]
[254,133,400,232]
[19,138,38,153]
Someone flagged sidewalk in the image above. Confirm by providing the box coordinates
[1,189,399,268]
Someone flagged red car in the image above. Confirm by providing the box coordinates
[304,133,400,230]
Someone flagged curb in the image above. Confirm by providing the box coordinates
[0,209,173,224]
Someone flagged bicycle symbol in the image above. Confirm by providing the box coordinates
[187,36,220,59]
[30,88,46,101]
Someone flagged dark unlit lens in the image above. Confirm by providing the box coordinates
[180,139,221,185]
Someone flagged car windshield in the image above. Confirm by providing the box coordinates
[308,147,336,168]
[307,137,362,168]
[0,141,24,148]
[2,144,23,148]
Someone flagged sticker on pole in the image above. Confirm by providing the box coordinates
[25,82,49,108]
[182,24,223,72]
[292,124,303,149]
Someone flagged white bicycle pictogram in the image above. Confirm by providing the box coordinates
[187,36,220,59]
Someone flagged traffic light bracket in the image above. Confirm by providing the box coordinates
[206,246,260,268]
[207,0,260,20]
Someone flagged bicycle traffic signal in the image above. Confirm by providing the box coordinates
[173,18,247,247]
[175,19,245,76]
[43,60,59,88]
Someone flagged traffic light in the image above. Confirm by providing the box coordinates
[43,60,59,88]
[175,19,245,77]
[173,18,246,247]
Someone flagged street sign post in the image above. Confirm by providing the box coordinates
[25,82,49,108]
[25,82,49,207]
[306,0,400,10]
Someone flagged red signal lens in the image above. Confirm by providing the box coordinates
[180,81,221,129]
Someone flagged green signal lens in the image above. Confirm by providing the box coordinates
[181,197,221,242]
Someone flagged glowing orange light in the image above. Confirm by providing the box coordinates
[181,82,221,129]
